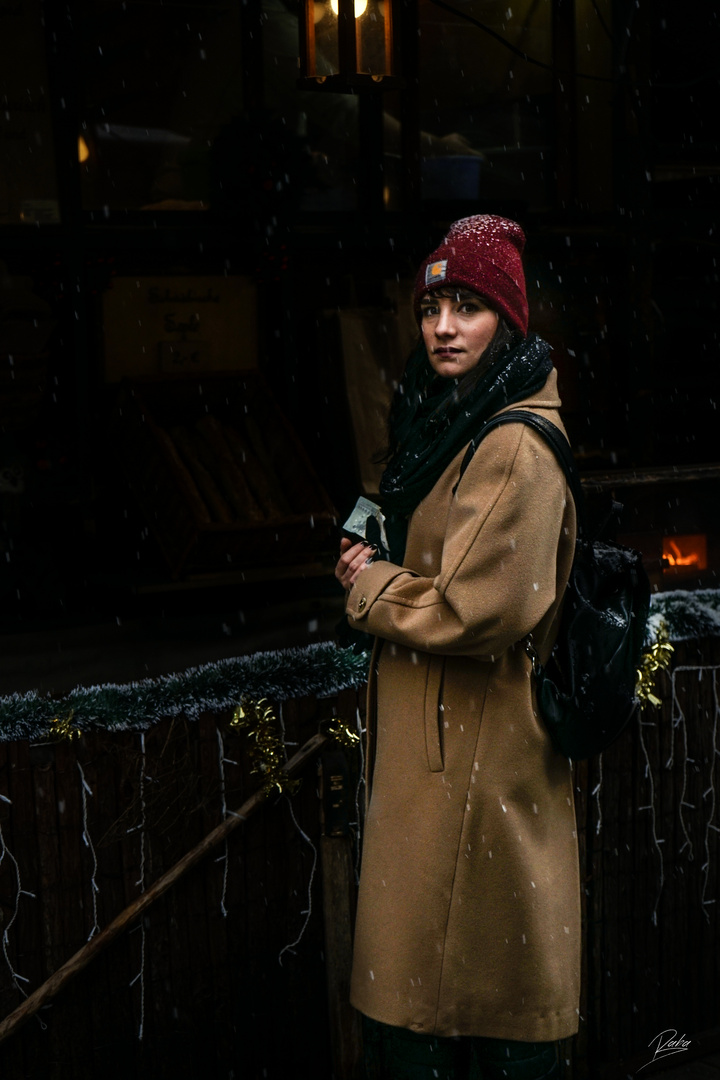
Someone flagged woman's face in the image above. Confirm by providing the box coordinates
[420,290,499,379]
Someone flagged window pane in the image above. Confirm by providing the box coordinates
[77,1,244,213]
[0,0,60,224]
[417,0,554,208]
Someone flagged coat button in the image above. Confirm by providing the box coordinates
[357,596,367,612]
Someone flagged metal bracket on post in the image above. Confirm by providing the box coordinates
[322,747,352,837]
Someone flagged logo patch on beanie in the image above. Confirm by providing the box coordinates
[425,260,447,286]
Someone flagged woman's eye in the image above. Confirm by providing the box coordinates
[459,302,480,314]
[421,307,438,318]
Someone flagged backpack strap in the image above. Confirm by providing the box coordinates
[453,409,587,535]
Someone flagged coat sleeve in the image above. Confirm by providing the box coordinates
[345,423,571,659]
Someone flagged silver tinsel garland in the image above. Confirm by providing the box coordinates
[0,589,719,742]
[0,641,369,743]
[646,588,720,644]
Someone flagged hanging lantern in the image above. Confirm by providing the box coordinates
[299,0,402,90]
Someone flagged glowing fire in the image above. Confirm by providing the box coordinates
[662,534,708,571]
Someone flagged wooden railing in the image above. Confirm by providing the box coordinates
[0,641,718,1078]
[0,689,364,1080]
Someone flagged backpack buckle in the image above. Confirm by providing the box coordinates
[524,634,542,677]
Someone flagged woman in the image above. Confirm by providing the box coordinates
[335,216,580,1080]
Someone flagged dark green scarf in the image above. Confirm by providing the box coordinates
[379,333,554,563]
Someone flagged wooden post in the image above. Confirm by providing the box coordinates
[319,748,363,1080]
[0,731,328,1046]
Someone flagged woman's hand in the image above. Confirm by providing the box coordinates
[335,537,376,592]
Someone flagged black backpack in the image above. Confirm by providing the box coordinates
[456,410,651,760]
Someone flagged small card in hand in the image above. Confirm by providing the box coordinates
[342,496,389,560]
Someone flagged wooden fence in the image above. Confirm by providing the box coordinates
[0,688,364,1080]
[574,637,720,1076]
[0,644,718,1079]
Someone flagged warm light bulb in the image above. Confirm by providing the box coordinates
[78,135,90,164]
[330,0,368,17]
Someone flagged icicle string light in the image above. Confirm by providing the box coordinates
[637,718,665,927]
[668,668,682,771]
[669,665,720,862]
[701,671,720,923]
[216,726,230,919]
[592,754,603,836]
[352,705,365,883]
[671,670,693,859]
[278,796,318,967]
[667,664,720,922]
[77,762,100,941]
[133,732,147,1042]
[278,702,289,752]
[0,811,35,1001]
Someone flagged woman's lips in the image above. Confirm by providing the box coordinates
[433,347,462,357]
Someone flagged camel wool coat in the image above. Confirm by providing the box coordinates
[345,369,580,1043]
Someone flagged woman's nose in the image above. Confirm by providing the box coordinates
[435,308,456,336]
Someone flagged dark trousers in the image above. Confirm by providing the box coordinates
[362,1016,560,1080]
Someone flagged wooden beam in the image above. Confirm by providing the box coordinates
[580,462,720,491]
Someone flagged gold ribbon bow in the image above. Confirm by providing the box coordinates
[320,716,361,749]
[230,698,300,797]
[48,709,81,742]
[636,621,674,709]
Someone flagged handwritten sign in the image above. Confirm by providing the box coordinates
[158,340,211,373]
[102,276,258,381]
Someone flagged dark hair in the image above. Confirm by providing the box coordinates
[376,304,523,464]
[419,284,485,306]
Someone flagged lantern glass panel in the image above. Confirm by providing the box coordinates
[312,1,341,76]
[309,0,391,78]
[356,0,392,77]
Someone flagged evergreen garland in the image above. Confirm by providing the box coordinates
[646,588,720,645]
[1,589,720,743]
[0,642,370,743]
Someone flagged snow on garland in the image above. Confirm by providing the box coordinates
[0,641,370,743]
[0,589,719,743]
[646,588,720,645]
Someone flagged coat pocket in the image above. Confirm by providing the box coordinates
[423,655,446,772]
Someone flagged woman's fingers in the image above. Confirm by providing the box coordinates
[335,540,366,588]
[348,547,376,585]
[338,539,367,570]
[335,540,377,590]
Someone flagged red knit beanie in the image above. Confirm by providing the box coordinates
[414,214,529,335]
